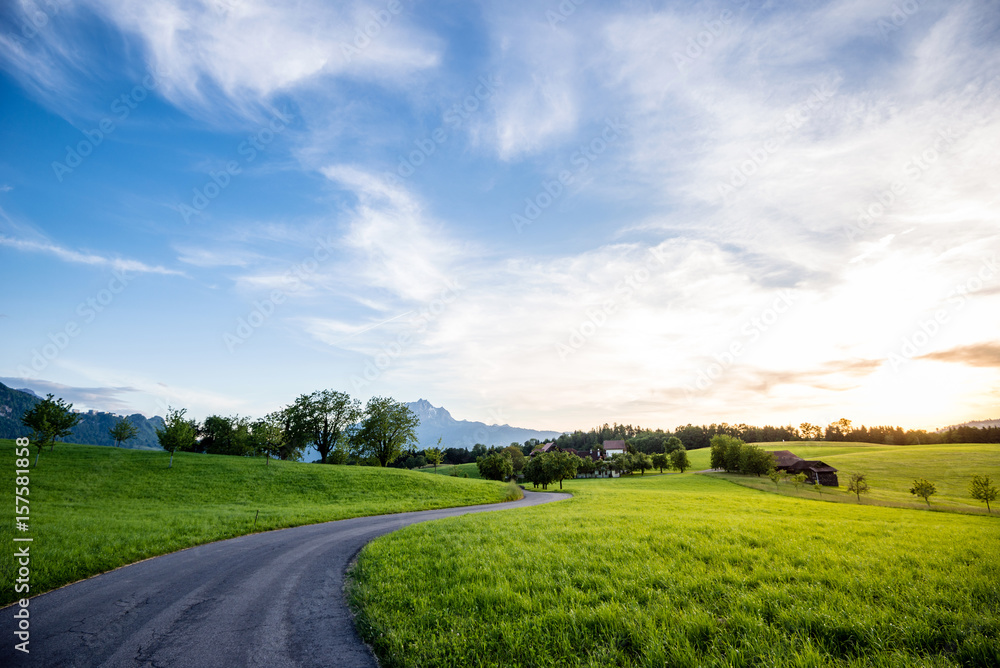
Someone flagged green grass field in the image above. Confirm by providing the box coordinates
[0,439,519,606]
[703,442,1000,512]
[417,462,482,479]
[349,471,1000,667]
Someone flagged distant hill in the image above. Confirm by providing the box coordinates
[0,382,164,449]
[406,399,562,450]
[941,418,1000,431]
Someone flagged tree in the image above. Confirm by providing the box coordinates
[156,407,197,469]
[846,472,870,502]
[739,445,774,477]
[909,478,936,506]
[768,469,787,490]
[274,408,307,461]
[635,453,653,476]
[477,452,513,481]
[710,434,745,472]
[503,445,526,474]
[665,436,684,453]
[577,456,596,477]
[652,453,669,473]
[425,445,444,472]
[670,448,690,473]
[252,412,286,465]
[827,418,853,441]
[108,416,138,448]
[352,397,419,467]
[709,436,727,470]
[200,415,254,457]
[791,472,807,491]
[551,451,581,489]
[969,475,997,512]
[524,453,556,489]
[22,394,81,466]
[799,423,821,441]
[287,390,362,464]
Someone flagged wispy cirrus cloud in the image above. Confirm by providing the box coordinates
[2,0,443,123]
[919,342,1000,368]
[0,235,183,276]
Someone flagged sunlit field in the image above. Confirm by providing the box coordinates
[350,472,999,667]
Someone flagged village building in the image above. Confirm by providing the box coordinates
[767,450,840,487]
[602,440,627,458]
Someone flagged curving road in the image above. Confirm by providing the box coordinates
[2,490,568,667]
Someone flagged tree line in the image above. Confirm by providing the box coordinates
[20,390,420,469]
[556,420,1000,453]
[472,442,692,489]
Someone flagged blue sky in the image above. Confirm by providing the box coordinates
[1,0,998,432]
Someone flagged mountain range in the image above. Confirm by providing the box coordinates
[0,382,164,449]
[406,399,562,449]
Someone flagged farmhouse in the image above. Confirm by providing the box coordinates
[767,450,839,486]
[530,442,557,456]
[602,440,627,457]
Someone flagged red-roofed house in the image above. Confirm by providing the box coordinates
[602,440,627,457]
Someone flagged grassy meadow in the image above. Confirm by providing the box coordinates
[707,442,1000,512]
[349,470,1000,667]
[417,462,482,478]
[0,439,519,606]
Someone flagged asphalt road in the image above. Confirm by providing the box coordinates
[2,490,568,667]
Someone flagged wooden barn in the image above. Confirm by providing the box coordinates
[767,450,839,487]
[785,460,839,487]
[769,450,804,470]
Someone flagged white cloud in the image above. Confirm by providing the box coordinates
[88,0,441,118]
[0,235,184,276]
[321,165,467,303]
[1,0,442,122]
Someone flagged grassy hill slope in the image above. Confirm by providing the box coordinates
[0,439,519,605]
[350,472,1000,667]
[417,462,482,479]
[702,442,1000,511]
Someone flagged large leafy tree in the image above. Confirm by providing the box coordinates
[108,415,139,448]
[156,407,198,468]
[503,445,526,474]
[286,390,362,464]
[198,415,254,457]
[551,451,581,489]
[352,397,419,467]
[524,453,557,489]
[21,394,81,466]
[477,452,513,481]
[665,436,684,453]
[739,445,774,477]
[670,447,690,473]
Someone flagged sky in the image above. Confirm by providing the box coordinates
[1,0,998,434]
